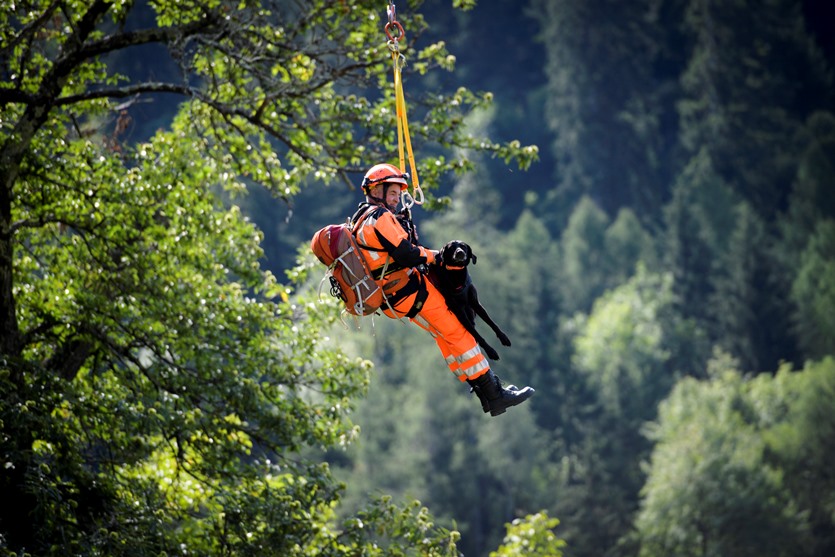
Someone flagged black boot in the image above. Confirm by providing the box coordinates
[467,369,534,416]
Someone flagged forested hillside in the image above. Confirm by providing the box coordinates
[323,0,835,556]
[2,1,834,556]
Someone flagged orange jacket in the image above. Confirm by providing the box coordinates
[351,203,489,382]
[352,203,435,301]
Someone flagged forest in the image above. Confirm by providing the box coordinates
[1,0,834,556]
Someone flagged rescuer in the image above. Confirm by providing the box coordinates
[352,163,534,416]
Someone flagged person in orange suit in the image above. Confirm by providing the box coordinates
[351,163,534,416]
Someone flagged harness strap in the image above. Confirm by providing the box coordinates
[351,204,404,278]
[384,273,419,307]
[383,272,428,319]
[350,199,426,318]
[405,279,429,318]
[371,262,405,280]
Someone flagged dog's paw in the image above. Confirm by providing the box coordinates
[484,345,500,360]
[498,333,511,347]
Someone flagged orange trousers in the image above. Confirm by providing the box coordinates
[383,275,489,382]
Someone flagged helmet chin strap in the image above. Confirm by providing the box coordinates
[366,192,386,205]
[366,183,399,210]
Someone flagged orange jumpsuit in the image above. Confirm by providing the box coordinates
[352,203,490,382]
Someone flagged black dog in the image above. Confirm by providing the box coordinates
[428,240,511,360]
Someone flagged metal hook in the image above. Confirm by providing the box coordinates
[401,190,414,209]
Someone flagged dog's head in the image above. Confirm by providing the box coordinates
[441,240,477,269]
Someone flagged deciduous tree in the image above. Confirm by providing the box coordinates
[0,0,535,554]
[636,355,835,557]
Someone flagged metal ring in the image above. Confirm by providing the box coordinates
[385,21,405,42]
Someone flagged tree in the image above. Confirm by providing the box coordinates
[677,0,831,219]
[764,357,835,556]
[557,196,611,315]
[490,512,567,557]
[535,0,678,226]
[790,219,835,359]
[573,268,678,423]
[558,268,682,556]
[0,0,536,554]
[709,201,792,371]
[662,151,736,327]
[636,355,835,557]
[778,110,835,360]
[604,207,659,283]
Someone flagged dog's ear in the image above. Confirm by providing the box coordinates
[470,251,477,265]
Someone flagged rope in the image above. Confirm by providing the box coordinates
[385,1,424,209]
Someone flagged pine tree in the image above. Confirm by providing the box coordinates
[678,0,831,218]
[710,202,792,371]
[535,0,680,226]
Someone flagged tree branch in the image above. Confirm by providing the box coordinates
[54,82,196,106]
[0,88,38,108]
[76,17,221,61]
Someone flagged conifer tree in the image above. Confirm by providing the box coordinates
[535,0,678,226]
[678,0,831,218]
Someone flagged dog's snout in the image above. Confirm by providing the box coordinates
[453,247,467,263]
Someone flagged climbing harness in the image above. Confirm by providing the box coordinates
[385,0,424,209]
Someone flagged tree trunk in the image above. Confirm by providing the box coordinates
[0,0,113,365]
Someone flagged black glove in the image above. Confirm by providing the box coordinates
[396,208,420,245]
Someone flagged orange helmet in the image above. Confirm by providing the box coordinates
[361,163,409,193]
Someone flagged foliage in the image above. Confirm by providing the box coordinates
[490,512,566,557]
[678,0,831,218]
[790,219,835,359]
[336,496,462,557]
[534,0,674,224]
[552,268,683,555]
[2,111,465,553]
[557,196,611,315]
[604,208,659,283]
[558,197,659,317]
[573,267,676,421]
[636,356,835,557]
[709,201,792,371]
[4,0,835,556]
[0,0,538,554]
[662,151,736,325]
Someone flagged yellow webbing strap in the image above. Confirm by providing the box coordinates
[385,5,424,207]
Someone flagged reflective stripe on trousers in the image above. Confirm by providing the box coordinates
[390,278,489,382]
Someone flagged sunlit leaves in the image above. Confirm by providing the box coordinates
[490,512,566,557]
[337,496,461,557]
[414,41,456,74]
[1,0,542,553]
[8,116,373,554]
[152,0,222,26]
[636,357,835,556]
[573,267,675,419]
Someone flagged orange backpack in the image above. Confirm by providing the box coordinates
[310,213,389,316]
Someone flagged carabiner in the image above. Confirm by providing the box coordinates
[387,0,396,25]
